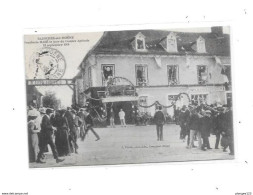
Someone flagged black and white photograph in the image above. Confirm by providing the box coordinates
[25,26,234,168]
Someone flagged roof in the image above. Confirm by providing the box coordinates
[91,29,230,56]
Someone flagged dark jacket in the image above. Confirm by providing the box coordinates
[154,110,166,125]
[200,116,213,138]
[85,114,94,126]
[189,113,199,131]
[65,111,75,131]
[214,112,225,134]
[179,109,190,126]
[41,115,54,133]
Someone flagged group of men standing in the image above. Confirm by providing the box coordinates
[177,104,234,154]
[27,104,100,164]
[153,103,234,155]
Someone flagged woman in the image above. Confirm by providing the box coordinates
[53,110,71,157]
[28,114,40,163]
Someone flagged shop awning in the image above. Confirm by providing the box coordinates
[102,96,139,103]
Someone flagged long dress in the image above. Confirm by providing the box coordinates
[28,120,39,162]
[54,116,71,157]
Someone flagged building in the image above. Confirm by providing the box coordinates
[74,27,231,124]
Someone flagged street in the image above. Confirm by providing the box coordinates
[30,124,234,168]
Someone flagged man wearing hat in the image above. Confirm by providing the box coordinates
[78,108,86,141]
[200,110,213,151]
[70,109,82,153]
[214,107,225,149]
[37,108,64,163]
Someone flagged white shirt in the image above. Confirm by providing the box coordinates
[119,111,125,119]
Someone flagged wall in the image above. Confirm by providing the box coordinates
[87,54,229,87]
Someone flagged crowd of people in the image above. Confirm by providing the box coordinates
[154,103,234,155]
[27,103,100,164]
[177,103,234,155]
[28,101,234,164]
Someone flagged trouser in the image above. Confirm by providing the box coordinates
[228,135,234,154]
[202,136,210,149]
[189,130,196,148]
[80,125,85,141]
[69,130,78,153]
[197,131,202,149]
[110,117,115,127]
[37,132,58,160]
[180,125,187,139]
[84,126,100,140]
[156,124,164,141]
[215,133,221,149]
[120,119,126,126]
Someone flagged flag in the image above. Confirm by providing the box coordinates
[154,57,162,68]
[214,56,222,65]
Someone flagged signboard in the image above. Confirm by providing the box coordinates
[27,79,74,86]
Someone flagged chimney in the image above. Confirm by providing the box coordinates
[211,26,223,36]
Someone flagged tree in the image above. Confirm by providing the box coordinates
[42,91,61,109]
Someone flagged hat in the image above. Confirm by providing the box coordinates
[46,108,54,115]
[205,110,212,114]
[39,107,46,114]
[71,110,77,114]
[217,107,224,112]
[28,109,38,117]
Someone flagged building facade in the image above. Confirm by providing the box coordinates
[74,27,231,123]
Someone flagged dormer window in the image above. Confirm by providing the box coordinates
[167,32,177,52]
[197,36,206,53]
[137,39,144,49]
[134,32,146,51]
[159,32,178,52]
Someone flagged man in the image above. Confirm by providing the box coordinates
[37,108,64,163]
[84,110,100,141]
[153,106,166,141]
[223,105,234,155]
[178,105,190,143]
[188,108,199,149]
[214,107,225,149]
[119,109,126,127]
[64,108,75,153]
[110,108,115,128]
[200,110,213,151]
[71,110,83,154]
[78,108,86,141]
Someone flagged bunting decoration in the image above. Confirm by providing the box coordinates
[138,92,191,108]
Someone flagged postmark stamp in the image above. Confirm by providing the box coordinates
[29,47,66,79]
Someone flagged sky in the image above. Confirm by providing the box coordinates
[24,27,229,107]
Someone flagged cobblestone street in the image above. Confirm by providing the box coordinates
[30,124,234,168]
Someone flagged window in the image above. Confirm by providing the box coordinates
[226,92,232,107]
[197,65,208,84]
[167,65,178,85]
[102,64,115,86]
[139,96,148,112]
[136,65,148,86]
[87,66,92,87]
[168,95,177,101]
[191,94,208,105]
[137,39,144,50]
[135,32,146,51]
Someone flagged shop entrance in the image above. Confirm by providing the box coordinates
[107,101,135,125]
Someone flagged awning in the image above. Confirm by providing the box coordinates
[102,96,139,103]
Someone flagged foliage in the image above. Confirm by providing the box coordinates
[42,91,61,109]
